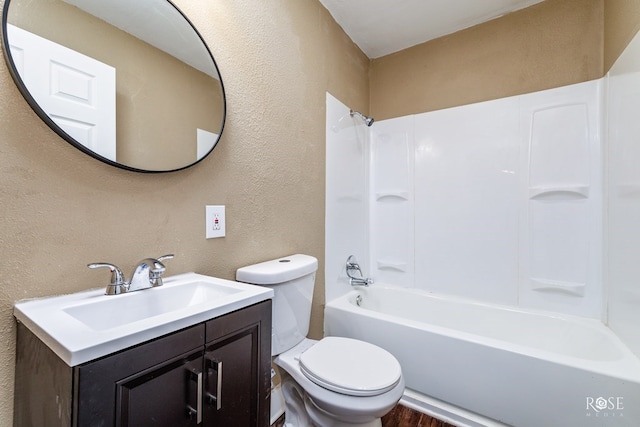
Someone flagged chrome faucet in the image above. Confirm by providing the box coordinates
[88,254,174,295]
[346,255,373,287]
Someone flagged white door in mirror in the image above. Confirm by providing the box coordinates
[206,205,225,238]
[7,24,116,161]
[197,128,219,160]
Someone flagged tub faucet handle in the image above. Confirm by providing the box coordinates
[346,255,374,287]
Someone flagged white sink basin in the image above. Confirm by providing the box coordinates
[14,272,273,366]
[63,280,241,331]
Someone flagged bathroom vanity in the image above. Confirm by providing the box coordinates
[12,273,272,426]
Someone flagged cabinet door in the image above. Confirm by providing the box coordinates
[204,333,255,425]
[75,324,204,426]
[204,301,272,427]
[116,350,204,427]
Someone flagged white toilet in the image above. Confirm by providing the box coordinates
[236,254,404,427]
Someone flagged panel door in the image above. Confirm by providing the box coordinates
[7,24,116,161]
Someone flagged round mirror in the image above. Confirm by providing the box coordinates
[2,0,226,172]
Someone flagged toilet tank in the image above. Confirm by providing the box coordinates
[236,254,318,356]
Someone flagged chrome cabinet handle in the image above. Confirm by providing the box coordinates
[206,358,223,410]
[187,369,203,424]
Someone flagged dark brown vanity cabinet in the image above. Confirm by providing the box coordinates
[14,300,272,427]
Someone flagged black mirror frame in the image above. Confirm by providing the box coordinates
[1,0,226,173]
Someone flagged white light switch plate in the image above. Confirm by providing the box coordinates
[206,205,225,238]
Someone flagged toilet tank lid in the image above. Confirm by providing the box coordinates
[236,254,318,285]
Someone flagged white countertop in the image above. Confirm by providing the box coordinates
[14,272,273,366]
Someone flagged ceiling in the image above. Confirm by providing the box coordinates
[319,0,546,58]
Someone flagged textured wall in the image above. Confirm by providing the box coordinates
[605,0,640,71]
[370,0,640,120]
[370,0,605,120]
[0,0,368,423]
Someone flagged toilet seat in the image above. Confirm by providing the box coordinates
[299,336,402,397]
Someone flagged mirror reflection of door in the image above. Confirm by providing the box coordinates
[3,0,226,172]
[7,24,116,161]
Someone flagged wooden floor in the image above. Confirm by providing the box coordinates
[272,413,286,427]
[382,405,456,427]
[271,404,455,427]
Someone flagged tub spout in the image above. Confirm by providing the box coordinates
[346,255,374,287]
[350,276,374,287]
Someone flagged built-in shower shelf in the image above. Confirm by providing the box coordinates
[375,191,409,201]
[528,185,589,200]
[530,278,585,297]
[376,260,408,272]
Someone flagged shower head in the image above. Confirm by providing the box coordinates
[350,110,375,127]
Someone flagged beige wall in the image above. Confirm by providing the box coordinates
[0,0,368,422]
[371,0,605,119]
[605,0,640,71]
[370,0,640,121]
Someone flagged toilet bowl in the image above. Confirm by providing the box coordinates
[277,338,405,427]
[236,254,404,427]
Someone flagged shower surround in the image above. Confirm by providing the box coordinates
[325,29,640,426]
[327,79,603,318]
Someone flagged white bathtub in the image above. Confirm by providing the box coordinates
[324,287,640,427]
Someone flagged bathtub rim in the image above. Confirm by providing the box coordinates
[325,286,640,383]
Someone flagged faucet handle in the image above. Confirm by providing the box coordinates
[346,255,363,276]
[345,255,373,287]
[156,254,174,263]
[149,254,174,286]
[88,262,128,295]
